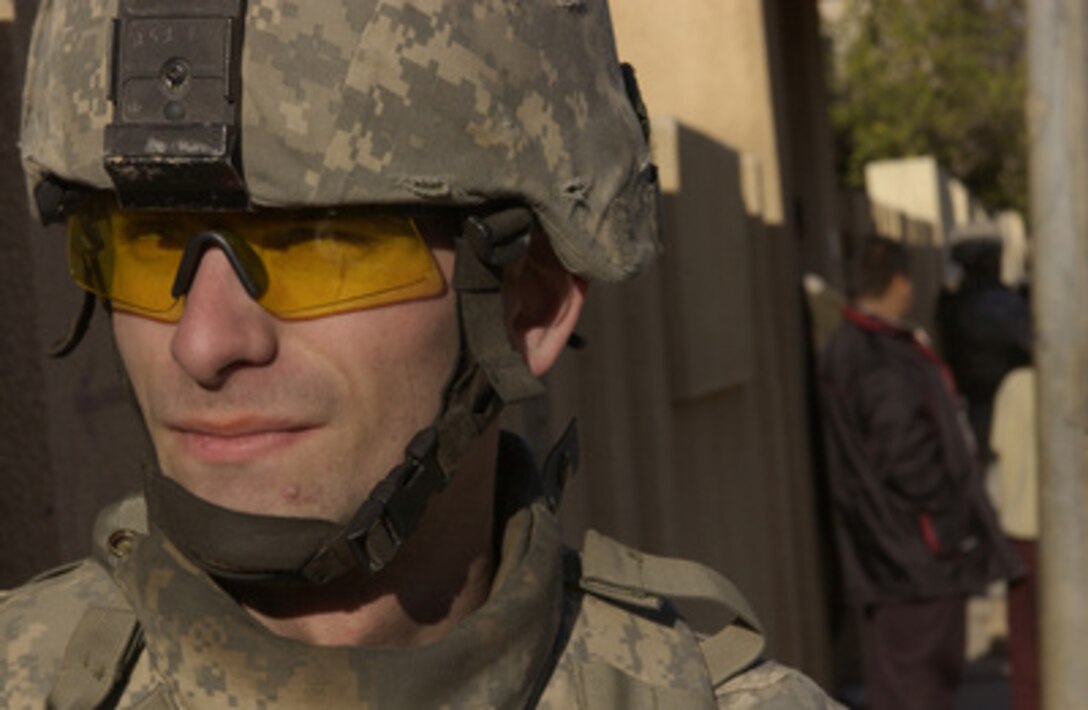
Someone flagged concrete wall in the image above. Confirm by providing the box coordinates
[998,210,1030,286]
[865,155,1007,246]
[609,0,842,283]
[865,156,954,244]
[610,3,787,223]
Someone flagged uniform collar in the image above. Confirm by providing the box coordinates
[842,305,914,338]
[110,435,565,708]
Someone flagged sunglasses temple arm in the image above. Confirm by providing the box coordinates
[48,290,97,358]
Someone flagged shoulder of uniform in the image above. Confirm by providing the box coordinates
[716,660,844,709]
[0,558,124,706]
[556,530,765,693]
[0,557,116,615]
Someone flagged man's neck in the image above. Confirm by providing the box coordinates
[855,297,906,325]
[235,542,495,647]
[225,429,501,648]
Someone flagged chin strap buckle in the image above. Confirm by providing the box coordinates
[463,207,534,268]
[344,427,447,574]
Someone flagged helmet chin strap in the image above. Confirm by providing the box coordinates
[146,207,545,586]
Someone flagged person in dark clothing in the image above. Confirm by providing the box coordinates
[936,237,1032,462]
[819,237,1023,710]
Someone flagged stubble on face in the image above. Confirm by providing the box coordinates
[114,249,460,525]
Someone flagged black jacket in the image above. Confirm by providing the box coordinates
[819,307,1022,605]
[937,280,1031,404]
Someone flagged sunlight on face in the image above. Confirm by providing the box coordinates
[113,244,459,524]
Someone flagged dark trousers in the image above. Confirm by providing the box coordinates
[1007,539,1039,710]
[862,595,966,710]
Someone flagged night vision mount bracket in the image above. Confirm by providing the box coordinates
[105,0,248,210]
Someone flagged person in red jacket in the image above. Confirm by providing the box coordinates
[819,236,1022,710]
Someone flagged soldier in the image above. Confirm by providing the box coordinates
[3,1,838,707]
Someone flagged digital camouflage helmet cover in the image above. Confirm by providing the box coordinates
[22,0,660,281]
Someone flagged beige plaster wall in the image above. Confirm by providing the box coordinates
[610,2,786,224]
[865,156,950,239]
[610,0,843,283]
[998,210,1030,286]
[949,177,991,227]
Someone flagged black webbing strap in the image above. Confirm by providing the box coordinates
[302,425,451,580]
[455,209,545,403]
[48,291,97,358]
[301,210,546,581]
[302,368,500,581]
[148,473,344,580]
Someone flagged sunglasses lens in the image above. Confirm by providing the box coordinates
[66,199,445,321]
[245,212,444,318]
[67,202,187,318]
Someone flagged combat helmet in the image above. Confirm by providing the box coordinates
[22,0,662,584]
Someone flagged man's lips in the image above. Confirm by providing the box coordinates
[168,419,317,463]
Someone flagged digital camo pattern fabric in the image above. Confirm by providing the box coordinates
[21,0,661,282]
[114,514,563,708]
[0,562,106,706]
[538,587,720,709]
[2,496,565,709]
[20,0,114,191]
[716,661,845,709]
[1,499,842,709]
[0,560,159,709]
[538,595,844,709]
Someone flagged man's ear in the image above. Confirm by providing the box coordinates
[503,234,587,377]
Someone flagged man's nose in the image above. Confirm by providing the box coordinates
[170,248,278,389]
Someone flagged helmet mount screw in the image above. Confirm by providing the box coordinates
[161,58,190,91]
[163,101,186,121]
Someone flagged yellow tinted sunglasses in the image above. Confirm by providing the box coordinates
[66,198,445,322]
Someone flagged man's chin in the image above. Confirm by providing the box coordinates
[160,468,353,523]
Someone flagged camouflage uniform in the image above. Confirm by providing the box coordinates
[1,436,837,709]
[7,1,841,707]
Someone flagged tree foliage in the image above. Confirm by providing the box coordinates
[828,0,1027,213]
